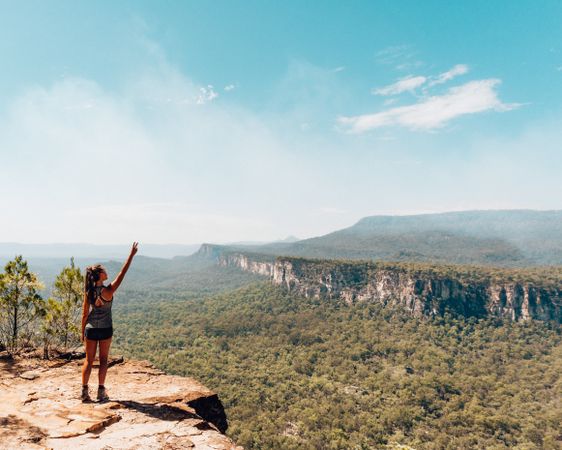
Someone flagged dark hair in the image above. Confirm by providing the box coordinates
[84,264,105,305]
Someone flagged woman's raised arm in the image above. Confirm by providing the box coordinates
[107,242,138,296]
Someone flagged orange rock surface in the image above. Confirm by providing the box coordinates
[0,352,242,450]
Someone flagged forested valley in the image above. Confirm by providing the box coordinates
[112,280,561,449]
[1,253,561,449]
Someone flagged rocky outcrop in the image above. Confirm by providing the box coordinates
[197,245,562,323]
[0,352,241,450]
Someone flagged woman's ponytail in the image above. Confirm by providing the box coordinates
[84,264,105,306]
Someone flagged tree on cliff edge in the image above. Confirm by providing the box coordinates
[42,258,83,358]
[0,255,45,354]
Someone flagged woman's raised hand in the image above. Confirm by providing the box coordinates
[130,242,139,258]
[107,242,138,295]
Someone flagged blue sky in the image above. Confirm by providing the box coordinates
[1,1,561,244]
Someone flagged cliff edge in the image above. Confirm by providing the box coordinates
[0,351,241,450]
[196,244,562,323]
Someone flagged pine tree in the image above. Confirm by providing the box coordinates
[42,258,83,358]
[0,255,45,354]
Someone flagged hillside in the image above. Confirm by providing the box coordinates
[231,210,562,267]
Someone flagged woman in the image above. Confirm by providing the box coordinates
[80,242,138,402]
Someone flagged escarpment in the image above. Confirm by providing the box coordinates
[0,351,241,450]
[198,244,562,323]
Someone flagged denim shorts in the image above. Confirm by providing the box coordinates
[85,327,113,341]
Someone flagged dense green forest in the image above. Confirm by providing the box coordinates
[113,282,562,449]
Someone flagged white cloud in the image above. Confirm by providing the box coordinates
[196,85,218,104]
[0,36,555,246]
[428,64,469,86]
[224,84,235,91]
[340,79,518,133]
[0,68,327,243]
[373,75,427,96]
[373,64,469,97]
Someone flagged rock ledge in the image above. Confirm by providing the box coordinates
[0,353,241,449]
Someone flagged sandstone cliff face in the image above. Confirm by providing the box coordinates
[0,352,241,450]
[198,244,561,323]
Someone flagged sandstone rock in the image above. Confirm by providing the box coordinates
[0,355,242,450]
[20,370,41,380]
[214,248,562,323]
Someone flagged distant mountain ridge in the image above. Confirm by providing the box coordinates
[191,210,562,323]
[228,210,562,267]
[0,243,200,259]
[0,236,301,260]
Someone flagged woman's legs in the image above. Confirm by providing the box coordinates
[81,338,98,386]
[98,337,112,386]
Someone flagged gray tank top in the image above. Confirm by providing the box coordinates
[85,285,113,329]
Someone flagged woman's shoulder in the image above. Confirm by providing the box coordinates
[100,284,114,301]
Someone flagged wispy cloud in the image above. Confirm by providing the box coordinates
[373,64,469,96]
[372,75,427,96]
[375,45,424,71]
[340,79,518,133]
[375,45,411,64]
[0,67,321,243]
[428,64,469,86]
[383,98,398,106]
[224,84,236,91]
[196,85,218,104]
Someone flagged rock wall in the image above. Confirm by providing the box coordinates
[198,245,562,323]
